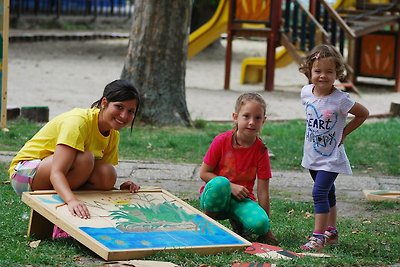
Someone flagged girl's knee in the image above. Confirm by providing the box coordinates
[75,151,95,172]
[312,186,327,201]
[91,163,117,190]
[328,187,336,207]
[244,215,270,236]
[200,176,231,213]
[203,176,231,196]
[233,201,270,236]
[328,198,336,208]
[210,176,230,188]
[256,220,271,236]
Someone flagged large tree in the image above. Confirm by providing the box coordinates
[121,1,192,126]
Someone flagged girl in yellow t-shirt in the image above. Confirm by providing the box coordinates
[9,79,141,221]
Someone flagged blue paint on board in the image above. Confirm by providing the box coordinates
[80,215,245,250]
[38,194,64,204]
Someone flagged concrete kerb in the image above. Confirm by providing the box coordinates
[115,160,202,198]
[1,151,399,201]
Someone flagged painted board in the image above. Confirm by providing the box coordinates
[244,242,301,260]
[232,263,276,267]
[21,188,251,261]
[245,243,330,259]
[98,260,178,267]
[363,190,400,202]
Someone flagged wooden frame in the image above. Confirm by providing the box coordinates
[224,0,282,91]
[0,0,9,129]
[22,188,251,261]
[363,190,400,202]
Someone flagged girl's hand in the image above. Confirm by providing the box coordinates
[231,183,249,200]
[120,180,141,193]
[67,199,90,219]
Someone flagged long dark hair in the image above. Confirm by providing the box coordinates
[92,79,141,133]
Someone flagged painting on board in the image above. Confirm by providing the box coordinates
[22,188,251,261]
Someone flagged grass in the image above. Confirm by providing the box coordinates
[2,117,399,175]
[0,118,399,266]
[1,162,399,266]
[89,117,400,176]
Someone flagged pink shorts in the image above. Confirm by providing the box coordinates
[11,159,41,196]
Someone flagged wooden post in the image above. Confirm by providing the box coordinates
[223,0,234,90]
[0,0,9,129]
[390,102,400,116]
[265,0,282,91]
[395,27,400,92]
[309,0,316,15]
[347,38,356,84]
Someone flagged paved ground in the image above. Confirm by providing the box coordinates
[7,30,400,122]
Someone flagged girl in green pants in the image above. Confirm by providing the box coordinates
[199,92,277,244]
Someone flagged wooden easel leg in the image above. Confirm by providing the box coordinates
[265,36,276,91]
[224,32,233,90]
[27,209,54,239]
[395,29,400,92]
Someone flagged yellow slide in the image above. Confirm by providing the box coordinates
[187,0,229,60]
[188,0,293,83]
[240,46,292,84]
[187,0,293,85]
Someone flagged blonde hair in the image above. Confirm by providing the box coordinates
[233,92,267,130]
[299,44,346,81]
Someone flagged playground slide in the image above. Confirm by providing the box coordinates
[187,0,229,59]
[240,46,292,84]
[188,0,346,80]
[188,0,291,70]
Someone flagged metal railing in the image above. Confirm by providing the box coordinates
[282,0,356,80]
[10,0,134,19]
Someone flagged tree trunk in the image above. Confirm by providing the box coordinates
[121,1,192,126]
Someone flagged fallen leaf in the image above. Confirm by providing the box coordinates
[29,240,41,248]
[304,212,313,218]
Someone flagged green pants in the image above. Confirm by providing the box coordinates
[200,176,270,236]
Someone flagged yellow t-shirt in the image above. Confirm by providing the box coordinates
[8,108,119,177]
